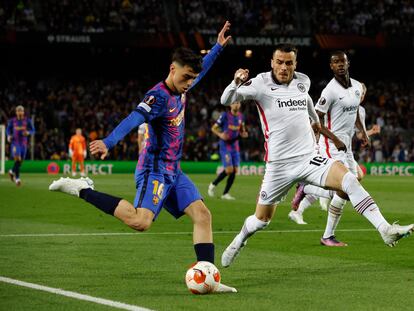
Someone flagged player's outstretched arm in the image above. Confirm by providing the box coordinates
[91,110,145,160]
[189,21,231,90]
[221,68,254,106]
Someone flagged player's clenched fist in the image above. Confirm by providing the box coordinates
[90,140,108,160]
[234,69,249,85]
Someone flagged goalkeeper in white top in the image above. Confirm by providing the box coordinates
[220,44,413,268]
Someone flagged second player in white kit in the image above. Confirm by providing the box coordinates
[220,44,413,268]
[316,76,364,175]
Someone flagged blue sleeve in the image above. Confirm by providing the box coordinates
[103,110,146,150]
[188,43,224,91]
[134,91,166,123]
[27,118,35,135]
[6,120,13,136]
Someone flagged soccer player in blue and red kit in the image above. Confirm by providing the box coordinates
[7,105,35,186]
[50,21,237,293]
[208,101,248,200]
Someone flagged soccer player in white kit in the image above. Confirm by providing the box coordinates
[290,82,381,226]
[289,52,382,246]
[220,45,413,268]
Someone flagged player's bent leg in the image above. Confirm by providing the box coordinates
[325,162,414,246]
[114,202,154,232]
[221,203,273,268]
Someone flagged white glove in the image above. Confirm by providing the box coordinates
[83,150,87,158]
[69,149,73,157]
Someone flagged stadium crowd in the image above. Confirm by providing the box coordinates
[309,0,414,36]
[2,0,413,35]
[177,0,298,35]
[1,76,414,163]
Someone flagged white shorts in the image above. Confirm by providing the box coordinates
[318,143,357,176]
[258,153,337,205]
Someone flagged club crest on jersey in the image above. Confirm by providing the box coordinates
[260,191,267,200]
[144,95,156,105]
[297,83,306,93]
[319,97,326,105]
[355,90,360,97]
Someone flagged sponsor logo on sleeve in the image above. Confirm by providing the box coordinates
[144,95,156,105]
[319,97,326,105]
[355,90,360,97]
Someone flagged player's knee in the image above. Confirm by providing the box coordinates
[128,217,152,232]
[341,172,360,194]
[225,167,233,174]
[256,214,272,223]
[194,206,212,226]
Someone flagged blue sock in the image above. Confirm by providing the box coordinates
[79,188,122,216]
[194,243,215,264]
[14,161,21,179]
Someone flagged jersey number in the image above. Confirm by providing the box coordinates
[309,156,328,166]
[152,180,164,198]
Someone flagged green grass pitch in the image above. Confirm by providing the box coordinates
[1,173,414,310]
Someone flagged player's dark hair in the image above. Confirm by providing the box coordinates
[330,50,348,61]
[172,47,203,73]
[273,44,298,56]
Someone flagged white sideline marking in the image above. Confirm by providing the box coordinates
[0,228,375,238]
[0,276,154,311]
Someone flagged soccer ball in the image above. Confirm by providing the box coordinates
[185,261,221,294]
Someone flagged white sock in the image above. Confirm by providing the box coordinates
[304,185,333,199]
[341,172,390,230]
[235,215,269,247]
[297,194,317,214]
[323,194,347,238]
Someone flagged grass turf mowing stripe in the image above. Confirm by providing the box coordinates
[0,276,154,311]
[0,228,376,237]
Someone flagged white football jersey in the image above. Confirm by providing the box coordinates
[221,71,319,161]
[315,77,363,153]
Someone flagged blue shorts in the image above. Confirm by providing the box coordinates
[11,144,27,159]
[220,149,240,168]
[133,170,203,220]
